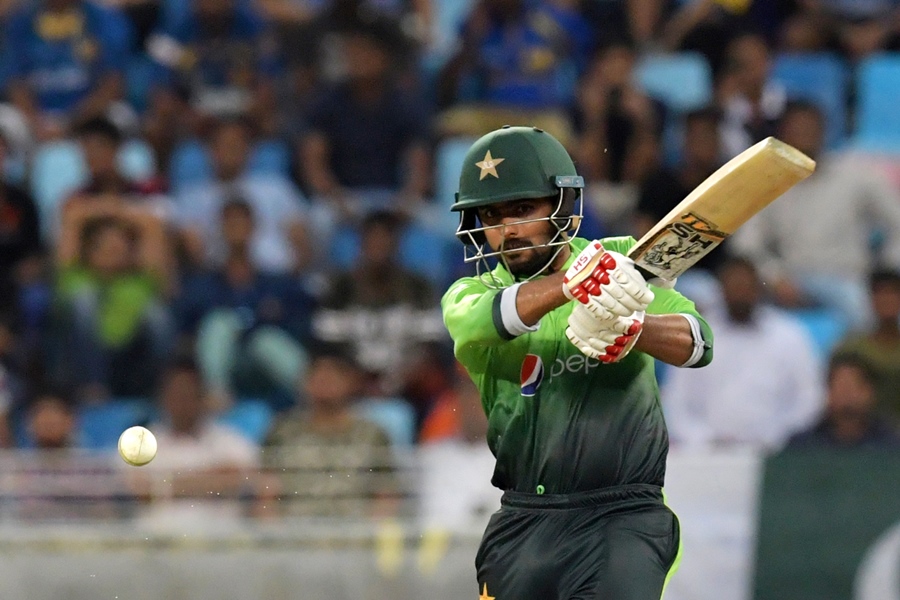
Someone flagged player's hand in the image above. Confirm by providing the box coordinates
[562,241,654,317]
[565,303,644,363]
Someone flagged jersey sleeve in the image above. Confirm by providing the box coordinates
[601,236,715,368]
[441,277,504,372]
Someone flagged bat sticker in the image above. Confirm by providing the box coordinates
[631,213,728,280]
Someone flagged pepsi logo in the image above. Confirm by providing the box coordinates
[520,354,544,396]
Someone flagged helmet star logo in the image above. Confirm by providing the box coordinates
[476,150,505,180]
[479,583,495,600]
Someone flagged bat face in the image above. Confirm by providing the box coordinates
[629,137,816,281]
[630,212,728,281]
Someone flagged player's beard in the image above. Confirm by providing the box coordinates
[501,240,557,279]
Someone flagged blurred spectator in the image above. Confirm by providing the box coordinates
[401,341,454,429]
[572,39,661,235]
[14,389,122,521]
[582,0,671,51]
[54,210,174,402]
[730,101,900,328]
[260,0,430,82]
[419,362,501,532]
[146,0,282,133]
[716,31,787,159]
[663,256,822,451]
[0,314,30,438]
[132,358,261,530]
[0,0,132,141]
[299,23,431,221]
[59,117,170,237]
[785,353,900,449]
[834,270,900,424]
[635,107,721,238]
[790,0,900,60]
[574,40,661,185]
[435,0,593,142]
[176,117,312,274]
[261,347,398,518]
[0,363,14,447]
[634,107,726,272]
[0,131,43,315]
[438,0,593,109]
[663,0,794,74]
[27,389,75,449]
[312,210,446,395]
[105,0,159,49]
[176,199,314,409]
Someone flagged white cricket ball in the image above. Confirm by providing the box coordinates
[117,426,158,466]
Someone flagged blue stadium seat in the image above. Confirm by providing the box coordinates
[118,138,157,182]
[168,139,213,194]
[30,140,87,237]
[248,139,291,177]
[422,0,476,71]
[354,397,417,447]
[435,136,477,207]
[770,53,849,150]
[170,138,294,194]
[634,52,712,113]
[789,308,850,359]
[78,398,155,450]
[854,53,900,153]
[328,218,457,288]
[216,399,275,444]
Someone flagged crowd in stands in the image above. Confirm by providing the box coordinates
[0,0,899,527]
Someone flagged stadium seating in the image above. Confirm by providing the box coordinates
[853,53,900,153]
[216,398,275,444]
[30,140,87,237]
[168,138,293,194]
[788,308,850,359]
[634,52,713,166]
[354,397,417,447]
[634,52,713,113]
[770,53,849,150]
[78,398,155,450]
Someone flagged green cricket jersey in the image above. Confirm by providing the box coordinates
[442,237,714,494]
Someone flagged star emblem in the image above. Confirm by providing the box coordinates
[479,583,495,600]
[475,150,505,180]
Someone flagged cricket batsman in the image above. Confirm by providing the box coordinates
[441,126,714,600]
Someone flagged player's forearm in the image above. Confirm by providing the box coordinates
[633,314,693,366]
[515,272,569,326]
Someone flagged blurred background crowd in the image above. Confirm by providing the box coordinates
[0,0,899,535]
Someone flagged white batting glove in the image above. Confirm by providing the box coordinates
[566,303,645,363]
[562,241,655,317]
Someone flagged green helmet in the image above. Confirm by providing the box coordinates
[452,126,584,282]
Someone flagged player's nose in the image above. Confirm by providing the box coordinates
[500,217,520,237]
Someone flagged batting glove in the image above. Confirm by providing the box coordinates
[566,303,645,363]
[563,241,654,317]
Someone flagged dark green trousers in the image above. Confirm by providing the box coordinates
[475,484,681,600]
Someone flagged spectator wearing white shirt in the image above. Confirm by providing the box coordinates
[129,358,260,531]
[176,117,313,274]
[418,363,501,534]
[662,256,823,451]
[730,101,900,329]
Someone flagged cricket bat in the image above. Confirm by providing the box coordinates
[626,136,816,281]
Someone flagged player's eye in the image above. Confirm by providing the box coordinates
[480,208,497,223]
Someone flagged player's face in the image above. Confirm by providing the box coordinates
[477,198,559,278]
